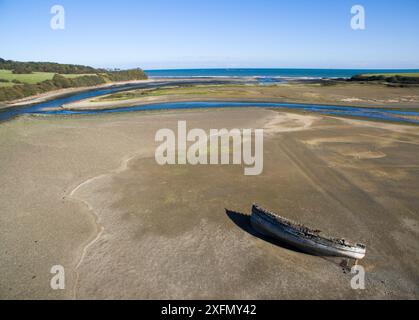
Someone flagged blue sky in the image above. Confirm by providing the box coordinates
[0,0,418,69]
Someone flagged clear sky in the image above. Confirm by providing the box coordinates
[0,0,418,69]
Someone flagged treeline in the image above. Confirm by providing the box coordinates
[350,74,419,85]
[0,74,105,101]
[0,70,148,102]
[0,58,102,74]
[0,58,148,102]
[106,69,148,82]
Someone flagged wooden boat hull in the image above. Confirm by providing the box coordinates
[251,205,366,260]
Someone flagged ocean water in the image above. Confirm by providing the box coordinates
[145,68,419,79]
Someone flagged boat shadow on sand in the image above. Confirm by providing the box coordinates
[225,209,356,272]
[225,209,306,254]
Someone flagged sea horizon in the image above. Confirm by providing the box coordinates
[145,68,419,79]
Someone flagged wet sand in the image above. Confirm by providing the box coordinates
[62,82,419,111]
[1,108,419,299]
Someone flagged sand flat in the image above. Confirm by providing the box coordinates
[61,82,419,111]
[1,108,419,299]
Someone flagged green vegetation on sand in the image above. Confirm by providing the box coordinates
[350,72,419,85]
[360,73,419,78]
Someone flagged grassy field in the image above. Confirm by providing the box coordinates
[0,69,93,84]
[0,81,14,87]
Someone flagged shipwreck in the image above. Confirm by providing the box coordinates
[250,204,366,260]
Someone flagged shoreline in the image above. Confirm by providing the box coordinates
[1,78,419,126]
[59,80,419,111]
[2,77,419,112]
[0,79,158,110]
[0,77,256,110]
[61,95,419,112]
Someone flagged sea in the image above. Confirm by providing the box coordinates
[145,68,419,80]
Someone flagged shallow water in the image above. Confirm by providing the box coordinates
[33,101,419,124]
[1,83,419,124]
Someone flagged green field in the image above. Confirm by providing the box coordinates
[0,69,93,84]
[0,82,14,87]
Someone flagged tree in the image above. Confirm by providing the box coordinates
[52,74,72,88]
[12,65,33,74]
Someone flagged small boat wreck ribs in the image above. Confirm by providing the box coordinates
[250,204,366,260]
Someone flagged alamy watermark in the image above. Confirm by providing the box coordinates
[351,5,366,30]
[50,265,65,290]
[50,5,65,30]
[351,264,366,290]
[155,121,264,176]
[49,4,364,32]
